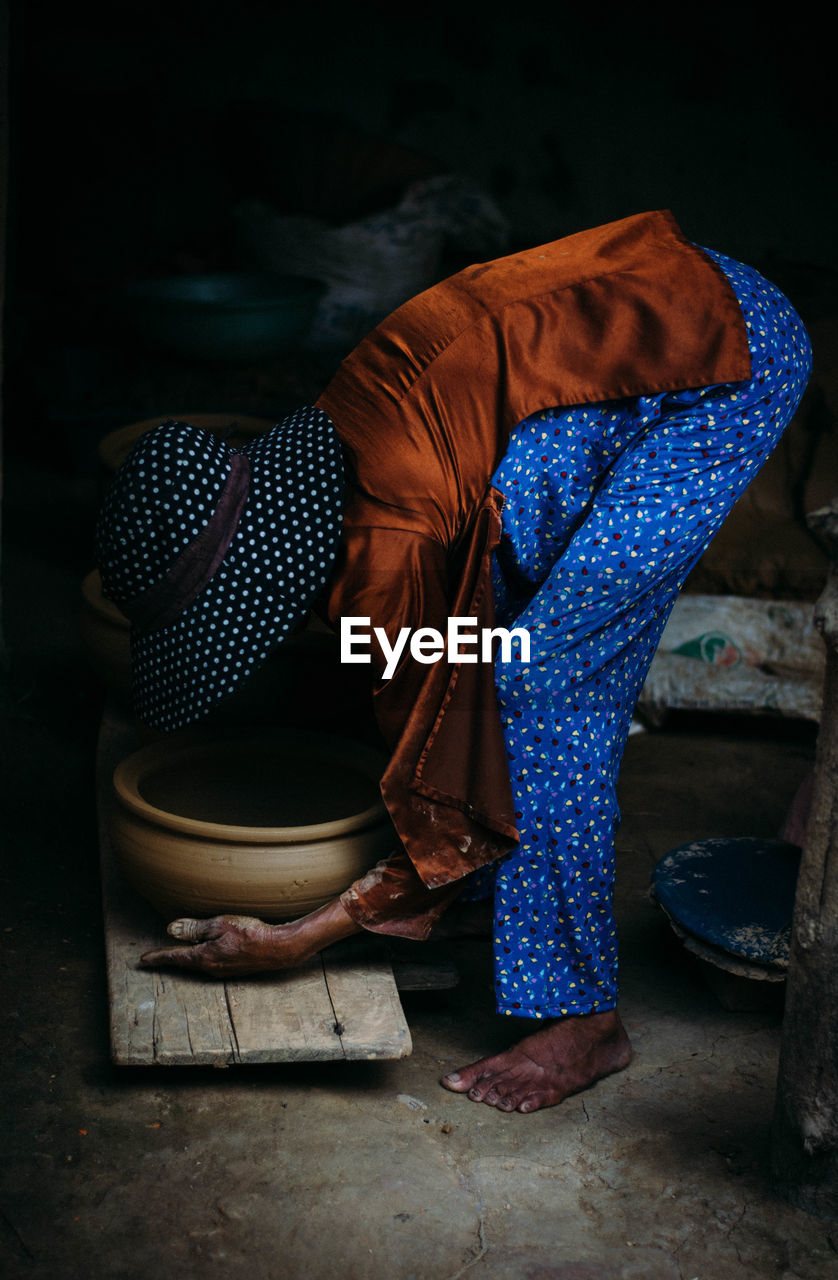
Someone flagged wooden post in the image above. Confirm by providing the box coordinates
[771,499,838,1218]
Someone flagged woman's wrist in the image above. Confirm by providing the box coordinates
[273,897,364,963]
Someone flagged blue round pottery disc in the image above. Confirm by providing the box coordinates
[651,837,801,967]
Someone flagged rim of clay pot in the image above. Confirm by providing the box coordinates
[112,730,389,843]
[81,569,130,629]
[98,412,274,473]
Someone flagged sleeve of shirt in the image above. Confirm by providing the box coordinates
[324,523,473,937]
[322,501,518,939]
[338,847,468,940]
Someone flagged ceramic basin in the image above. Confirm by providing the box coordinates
[109,730,393,920]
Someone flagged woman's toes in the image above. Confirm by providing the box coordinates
[441,1070,472,1093]
[517,1094,544,1114]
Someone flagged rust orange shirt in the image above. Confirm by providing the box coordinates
[315,210,751,936]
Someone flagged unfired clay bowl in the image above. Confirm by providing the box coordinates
[109,730,393,920]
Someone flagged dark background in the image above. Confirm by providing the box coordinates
[3,0,836,917]
[4,1,838,469]
[1,11,836,1274]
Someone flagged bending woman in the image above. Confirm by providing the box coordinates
[96,210,812,1113]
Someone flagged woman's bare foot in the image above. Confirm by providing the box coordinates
[440,1009,632,1113]
[138,898,362,978]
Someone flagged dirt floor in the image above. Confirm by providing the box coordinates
[3,454,838,1279]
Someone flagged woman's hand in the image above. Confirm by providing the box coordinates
[138,898,363,978]
[139,915,302,977]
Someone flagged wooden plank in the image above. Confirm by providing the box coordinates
[96,702,413,1065]
[323,939,412,1060]
[98,720,172,1065]
[224,961,345,1064]
[151,972,240,1066]
[97,714,240,1065]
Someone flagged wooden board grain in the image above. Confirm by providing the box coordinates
[323,940,413,1060]
[96,704,412,1065]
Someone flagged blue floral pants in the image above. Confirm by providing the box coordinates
[465,249,812,1019]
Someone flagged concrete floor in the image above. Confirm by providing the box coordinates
[3,455,838,1280]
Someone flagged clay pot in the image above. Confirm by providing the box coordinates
[80,569,132,704]
[109,730,393,920]
[98,412,274,476]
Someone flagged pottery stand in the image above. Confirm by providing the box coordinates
[97,704,454,1066]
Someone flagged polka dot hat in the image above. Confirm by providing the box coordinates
[95,409,344,731]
